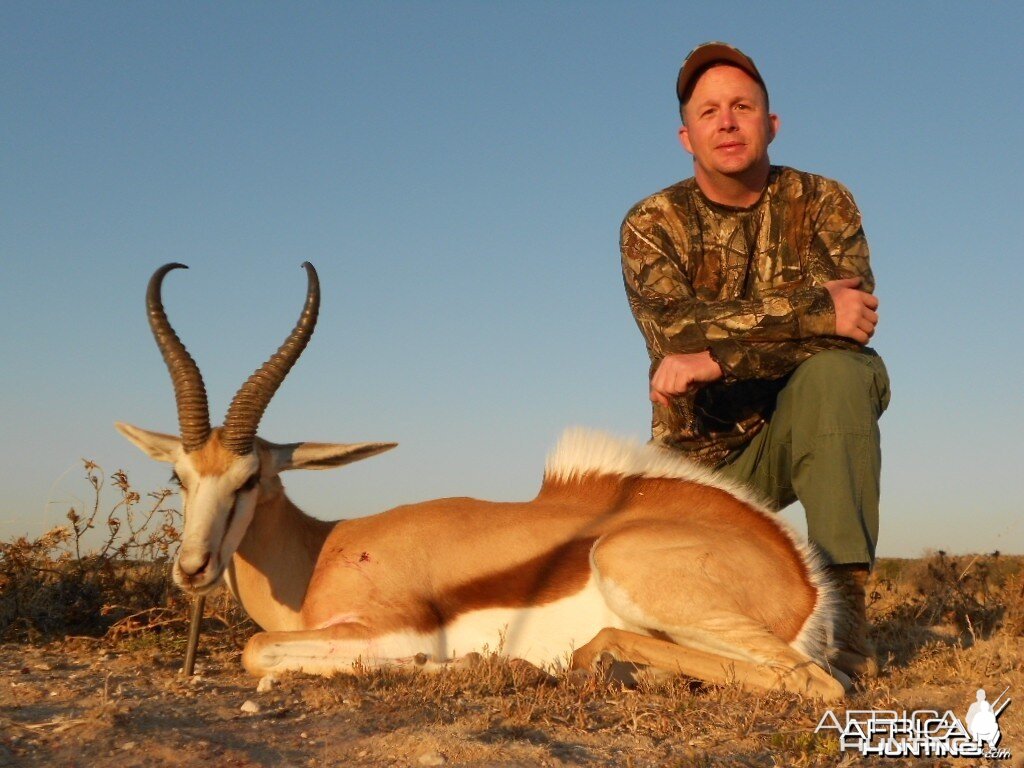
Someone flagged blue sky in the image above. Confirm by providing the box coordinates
[2,2,1022,557]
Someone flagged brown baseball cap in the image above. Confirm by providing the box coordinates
[676,41,766,105]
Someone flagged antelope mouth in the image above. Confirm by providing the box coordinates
[175,575,225,597]
[172,558,226,596]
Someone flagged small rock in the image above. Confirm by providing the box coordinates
[121,741,137,751]
[453,652,483,670]
[256,675,276,693]
[240,700,261,714]
[418,752,446,766]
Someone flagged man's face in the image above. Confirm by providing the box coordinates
[679,64,778,184]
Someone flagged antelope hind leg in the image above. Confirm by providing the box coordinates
[572,627,846,702]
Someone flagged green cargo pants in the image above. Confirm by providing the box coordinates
[716,349,891,567]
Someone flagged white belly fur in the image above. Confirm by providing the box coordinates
[437,575,626,668]
[253,576,627,675]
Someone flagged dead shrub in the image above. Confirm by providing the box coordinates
[0,460,182,639]
[871,551,1024,665]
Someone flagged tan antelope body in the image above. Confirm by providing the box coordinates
[117,263,849,700]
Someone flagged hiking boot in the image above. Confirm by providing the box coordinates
[827,564,880,679]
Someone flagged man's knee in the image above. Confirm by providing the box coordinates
[783,350,889,430]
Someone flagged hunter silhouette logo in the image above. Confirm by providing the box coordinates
[816,685,1013,759]
[966,686,1010,748]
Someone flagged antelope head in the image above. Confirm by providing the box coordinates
[116,263,395,595]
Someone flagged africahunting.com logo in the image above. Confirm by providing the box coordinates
[815,686,1012,759]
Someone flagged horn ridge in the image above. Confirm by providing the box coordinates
[221,262,320,456]
[146,263,212,453]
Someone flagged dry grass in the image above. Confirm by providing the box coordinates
[2,465,1023,766]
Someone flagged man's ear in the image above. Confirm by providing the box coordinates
[767,113,780,144]
[678,124,694,155]
[265,441,398,472]
[115,422,182,463]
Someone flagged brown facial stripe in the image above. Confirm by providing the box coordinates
[417,537,597,631]
[215,494,240,560]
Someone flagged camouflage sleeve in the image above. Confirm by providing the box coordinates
[621,183,872,381]
[621,211,820,357]
[707,183,873,379]
[783,180,874,331]
[706,336,861,381]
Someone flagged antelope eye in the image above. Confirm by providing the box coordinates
[239,473,260,493]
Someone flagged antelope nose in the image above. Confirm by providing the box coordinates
[179,551,212,580]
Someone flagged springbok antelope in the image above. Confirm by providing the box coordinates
[116,263,849,700]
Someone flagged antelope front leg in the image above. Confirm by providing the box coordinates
[243,625,437,677]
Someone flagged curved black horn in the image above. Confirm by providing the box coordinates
[146,263,212,452]
[221,262,320,455]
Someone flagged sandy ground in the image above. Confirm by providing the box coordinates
[0,638,702,767]
[2,630,1023,768]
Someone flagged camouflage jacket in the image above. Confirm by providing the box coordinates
[620,165,873,465]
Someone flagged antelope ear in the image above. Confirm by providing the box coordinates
[115,422,183,463]
[265,441,397,472]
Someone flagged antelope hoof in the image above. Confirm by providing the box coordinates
[831,649,880,679]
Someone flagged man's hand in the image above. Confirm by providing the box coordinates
[650,350,723,406]
[825,277,879,344]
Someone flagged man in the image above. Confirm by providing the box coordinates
[620,42,890,678]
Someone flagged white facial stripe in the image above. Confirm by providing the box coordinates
[174,452,260,585]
